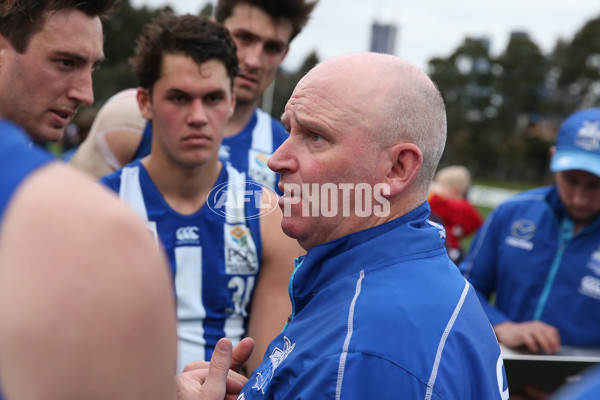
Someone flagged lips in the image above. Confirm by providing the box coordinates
[182,133,211,145]
[49,108,75,126]
[236,73,258,87]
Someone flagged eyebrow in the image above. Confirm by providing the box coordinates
[233,28,287,48]
[281,112,322,134]
[55,51,106,68]
[167,87,227,98]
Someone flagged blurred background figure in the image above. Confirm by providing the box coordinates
[429,165,483,263]
[70,89,147,178]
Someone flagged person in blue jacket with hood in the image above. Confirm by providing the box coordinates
[192,51,507,400]
[460,108,600,356]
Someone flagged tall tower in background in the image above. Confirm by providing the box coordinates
[370,21,397,55]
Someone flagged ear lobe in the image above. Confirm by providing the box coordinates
[385,143,423,197]
[136,87,152,120]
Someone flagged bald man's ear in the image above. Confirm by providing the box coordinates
[549,145,556,158]
[384,143,423,197]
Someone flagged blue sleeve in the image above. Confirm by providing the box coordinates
[459,208,511,326]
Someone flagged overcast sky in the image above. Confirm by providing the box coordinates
[130,0,600,72]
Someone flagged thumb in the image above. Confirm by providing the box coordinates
[202,338,233,398]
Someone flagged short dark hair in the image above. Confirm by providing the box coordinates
[0,0,118,53]
[215,0,318,43]
[129,13,239,92]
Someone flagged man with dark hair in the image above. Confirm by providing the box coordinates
[0,0,116,142]
[70,0,319,192]
[101,13,303,374]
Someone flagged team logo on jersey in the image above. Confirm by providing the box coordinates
[579,275,600,300]
[252,336,296,394]
[176,226,200,244]
[587,246,600,276]
[426,219,446,240]
[225,224,258,274]
[208,179,278,221]
[575,120,600,151]
[253,152,269,169]
[505,219,535,250]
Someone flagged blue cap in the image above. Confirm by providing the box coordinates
[550,108,600,177]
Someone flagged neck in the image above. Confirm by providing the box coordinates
[224,98,259,137]
[142,155,222,215]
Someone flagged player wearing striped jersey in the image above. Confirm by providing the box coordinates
[70,0,318,194]
[101,14,302,374]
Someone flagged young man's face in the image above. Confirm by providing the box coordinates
[0,9,104,142]
[223,3,292,106]
[555,169,600,228]
[138,54,235,168]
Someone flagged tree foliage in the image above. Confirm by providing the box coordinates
[429,15,600,184]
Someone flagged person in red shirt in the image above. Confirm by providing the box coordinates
[429,165,483,263]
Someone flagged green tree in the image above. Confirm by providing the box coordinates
[428,37,500,175]
[552,15,600,111]
[94,0,174,105]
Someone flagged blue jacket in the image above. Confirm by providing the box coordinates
[460,186,600,346]
[239,203,508,400]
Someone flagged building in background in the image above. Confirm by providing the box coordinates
[370,21,397,55]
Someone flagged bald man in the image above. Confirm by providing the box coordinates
[199,52,508,400]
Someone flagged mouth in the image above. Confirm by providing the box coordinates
[50,109,75,126]
[183,133,211,145]
[236,73,258,87]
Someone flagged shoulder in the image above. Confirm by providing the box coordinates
[486,185,552,221]
[500,185,550,206]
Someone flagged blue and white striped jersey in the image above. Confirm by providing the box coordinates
[100,161,263,372]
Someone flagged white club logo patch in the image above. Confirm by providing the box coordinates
[575,120,600,151]
[176,226,200,243]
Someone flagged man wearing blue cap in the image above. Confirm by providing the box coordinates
[460,108,600,356]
